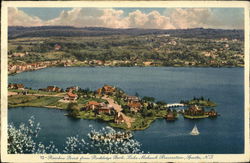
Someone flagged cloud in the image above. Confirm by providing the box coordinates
[45,8,128,28]
[127,10,175,29]
[169,8,213,29]
[8,7,243,29]
[8,7,43,26]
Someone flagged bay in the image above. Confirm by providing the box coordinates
[8,67,244,153]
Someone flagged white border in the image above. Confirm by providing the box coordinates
[1,1,249,162]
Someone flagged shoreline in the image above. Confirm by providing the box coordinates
[8,64,244,76]
[8,84,218,131]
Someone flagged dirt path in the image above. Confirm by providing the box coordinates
[101,95,122,112]
[27,93,65,97]
[102,95,134,128]
[119,112,135,128]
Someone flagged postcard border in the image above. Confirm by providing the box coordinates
[1,1,250,162]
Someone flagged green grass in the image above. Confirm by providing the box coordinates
[9,89,60,95]
[183,115,209,119]
[109,122,128,130]
[8,95,37,105]
[187,100,217,107]
[77,97,106,105]
[8,95,61,108]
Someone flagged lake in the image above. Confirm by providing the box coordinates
[8,67,244,153]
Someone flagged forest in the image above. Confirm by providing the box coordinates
[8,26,244,67]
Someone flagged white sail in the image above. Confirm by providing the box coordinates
[190,124,200,135]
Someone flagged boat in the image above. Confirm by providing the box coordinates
[190,124,200,135]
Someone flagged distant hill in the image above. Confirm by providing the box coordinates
[8,26,244,40]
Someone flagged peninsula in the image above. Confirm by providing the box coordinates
[8,83,218,130]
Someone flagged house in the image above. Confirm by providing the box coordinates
[206,109,218,117]
[97,103,114,115]
[8,83,25,90]
[184,105,205,116]
[46,86,61,92]
[114,112,126,124]
[97,85,116,95]
[54,87,61,92]
[64,92,78,101]
[103,85,116,94]
[86,101,101,110]
[166,111,175,121]
[54,44,61,50]
[128,101,142,112]
[66,86,79,92]
[125,95,140,102]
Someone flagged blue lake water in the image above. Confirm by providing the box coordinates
[8,67,244,153]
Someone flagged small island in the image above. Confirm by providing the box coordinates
[180,96,217,107]
[8,83,218,130]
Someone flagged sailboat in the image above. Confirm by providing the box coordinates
[190,124,200,136]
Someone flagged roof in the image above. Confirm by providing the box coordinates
[128,102,141,108]
[16,84,24,88]
[47,86,55,89]
[67,92,78,97]
[103,85,115,91]
[167,112,174,117]
[54,87,61,91]
[127,95,139,99]
[87,101,100,106]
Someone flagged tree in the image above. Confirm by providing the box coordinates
[67,103,80,117]
[135,92,139,97]
[142,96,155,102]
[16,45,23,52]
[156,101,167,106]
[67,103,79,111]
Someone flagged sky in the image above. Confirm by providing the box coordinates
[8,7,244,29]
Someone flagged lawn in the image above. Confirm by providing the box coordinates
[8,95,61,108]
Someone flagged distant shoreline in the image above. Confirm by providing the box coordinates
[8,64,244,76]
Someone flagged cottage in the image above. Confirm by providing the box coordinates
[46,86,61,92]
[128,101,142,112]
[166,111,175,121]
[8,83,25,90]
[125,95,140,102]
[184,105,205,116]
[64,92,78,101]
[103,85,116,94]
[86,101,101,110]
[66,86,79,92]
[97,85,116,95]
[207,109,218,117]
[97,103,114,115]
